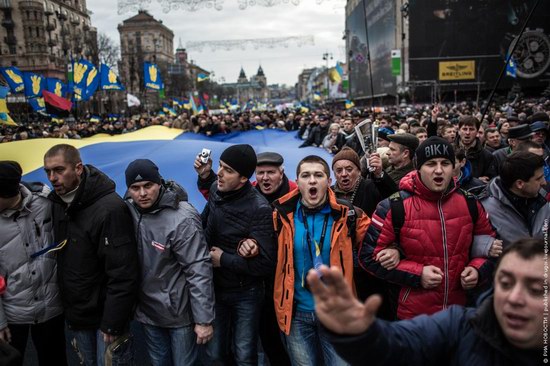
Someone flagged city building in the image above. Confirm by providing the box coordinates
[118,10,174,108]
[0,0,97,81]
[222,66,269,105]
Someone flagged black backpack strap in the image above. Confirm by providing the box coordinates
[389,192,405,245]
[336,198,357,244]
[459,189,479,225]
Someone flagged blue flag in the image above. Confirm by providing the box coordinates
[28,97,46,113]
[72,59,98,101]
[22,72,45,99]
[144,62,162,90]
[506,55,517,78]
[46,78,67,97]
[0,66,25,93]
[100,63,125,90]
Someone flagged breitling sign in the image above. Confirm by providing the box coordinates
[439,60,475,80]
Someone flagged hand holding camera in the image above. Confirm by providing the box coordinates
[194,148,212,179]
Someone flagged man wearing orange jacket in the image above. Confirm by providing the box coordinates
[271,155,373,366]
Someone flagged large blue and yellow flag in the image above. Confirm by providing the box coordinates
[46,78,67,97]
[28,97,46,113]
[0,85,17,126]
[7,128,333,212]
[22,72,45,99]
[100,63,124,90]
[0,66,25,93]
[144,62,162,90]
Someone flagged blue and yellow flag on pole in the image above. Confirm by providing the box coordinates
[72,59,90,100]
[0,85,17,126]
[22,72,45,99]
[28,97,46,113]
[83,60,99,101]
[144,62,162,90]
[197,73,209,82]
[0,66,25,93]
[46,78,67,97]
[345,99,355,110]
[100,63,125,91]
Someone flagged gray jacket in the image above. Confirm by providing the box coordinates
[481,178,550,248]
[126,183,215,328]
[0,184,62,328]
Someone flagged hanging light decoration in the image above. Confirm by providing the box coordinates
[237,0,300,10]
[158,0,224,12]
[186,35,314,52]
[117,0,152,15]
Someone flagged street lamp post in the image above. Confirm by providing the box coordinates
[322,52,333,103]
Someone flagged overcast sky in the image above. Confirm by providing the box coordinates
[88,0,346,86]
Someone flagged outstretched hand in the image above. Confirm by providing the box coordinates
[307,265,382,335]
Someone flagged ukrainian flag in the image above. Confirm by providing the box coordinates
[345,99,355,109]
[0,85,17,126]
[313,92,321,101]
[197,73,209,82]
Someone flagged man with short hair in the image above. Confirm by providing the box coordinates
[272,155,371,365]
[362,137,498,320]
[124,159,215,365]
[335,118,362,155]
[310,237,545,365]
[194,144,276,365]
[483,127,505,153]
[0,161,66,365]
[43,144,139,365]
[414,127,428,144]
[481,151,549,249]
[456,116,495,181]
[385,133,419,185]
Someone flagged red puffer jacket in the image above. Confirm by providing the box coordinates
[362,171,495,320]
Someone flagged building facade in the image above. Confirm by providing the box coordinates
[222,66,269,105]
[118,10,174,107]
[0,0,97,81]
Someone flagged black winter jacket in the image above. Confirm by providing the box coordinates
[50,165,139,335]
[199,177,277,290]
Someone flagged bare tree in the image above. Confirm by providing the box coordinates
[97,33,120,71]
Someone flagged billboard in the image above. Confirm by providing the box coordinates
[346,0,397,99]
[408,0,550,92]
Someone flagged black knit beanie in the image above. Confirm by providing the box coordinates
[220,144,257,179]
[0,161,22,198]
[414,136,455,169]
[125,159,162,188]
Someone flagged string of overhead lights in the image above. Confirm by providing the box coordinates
[117,0,332,14]
[186,35,315,52]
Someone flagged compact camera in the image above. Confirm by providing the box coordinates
[199,148,211,164]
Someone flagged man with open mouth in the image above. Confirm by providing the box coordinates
[271,155,371,365]
[360,136,500,320]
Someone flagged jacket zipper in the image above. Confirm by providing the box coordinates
[437,199,449,309]
[401,288,411,303]
[339,250,345,277]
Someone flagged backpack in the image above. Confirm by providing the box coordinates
[389,189,479,245]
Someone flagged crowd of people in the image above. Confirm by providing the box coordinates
[0,97,549,366]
